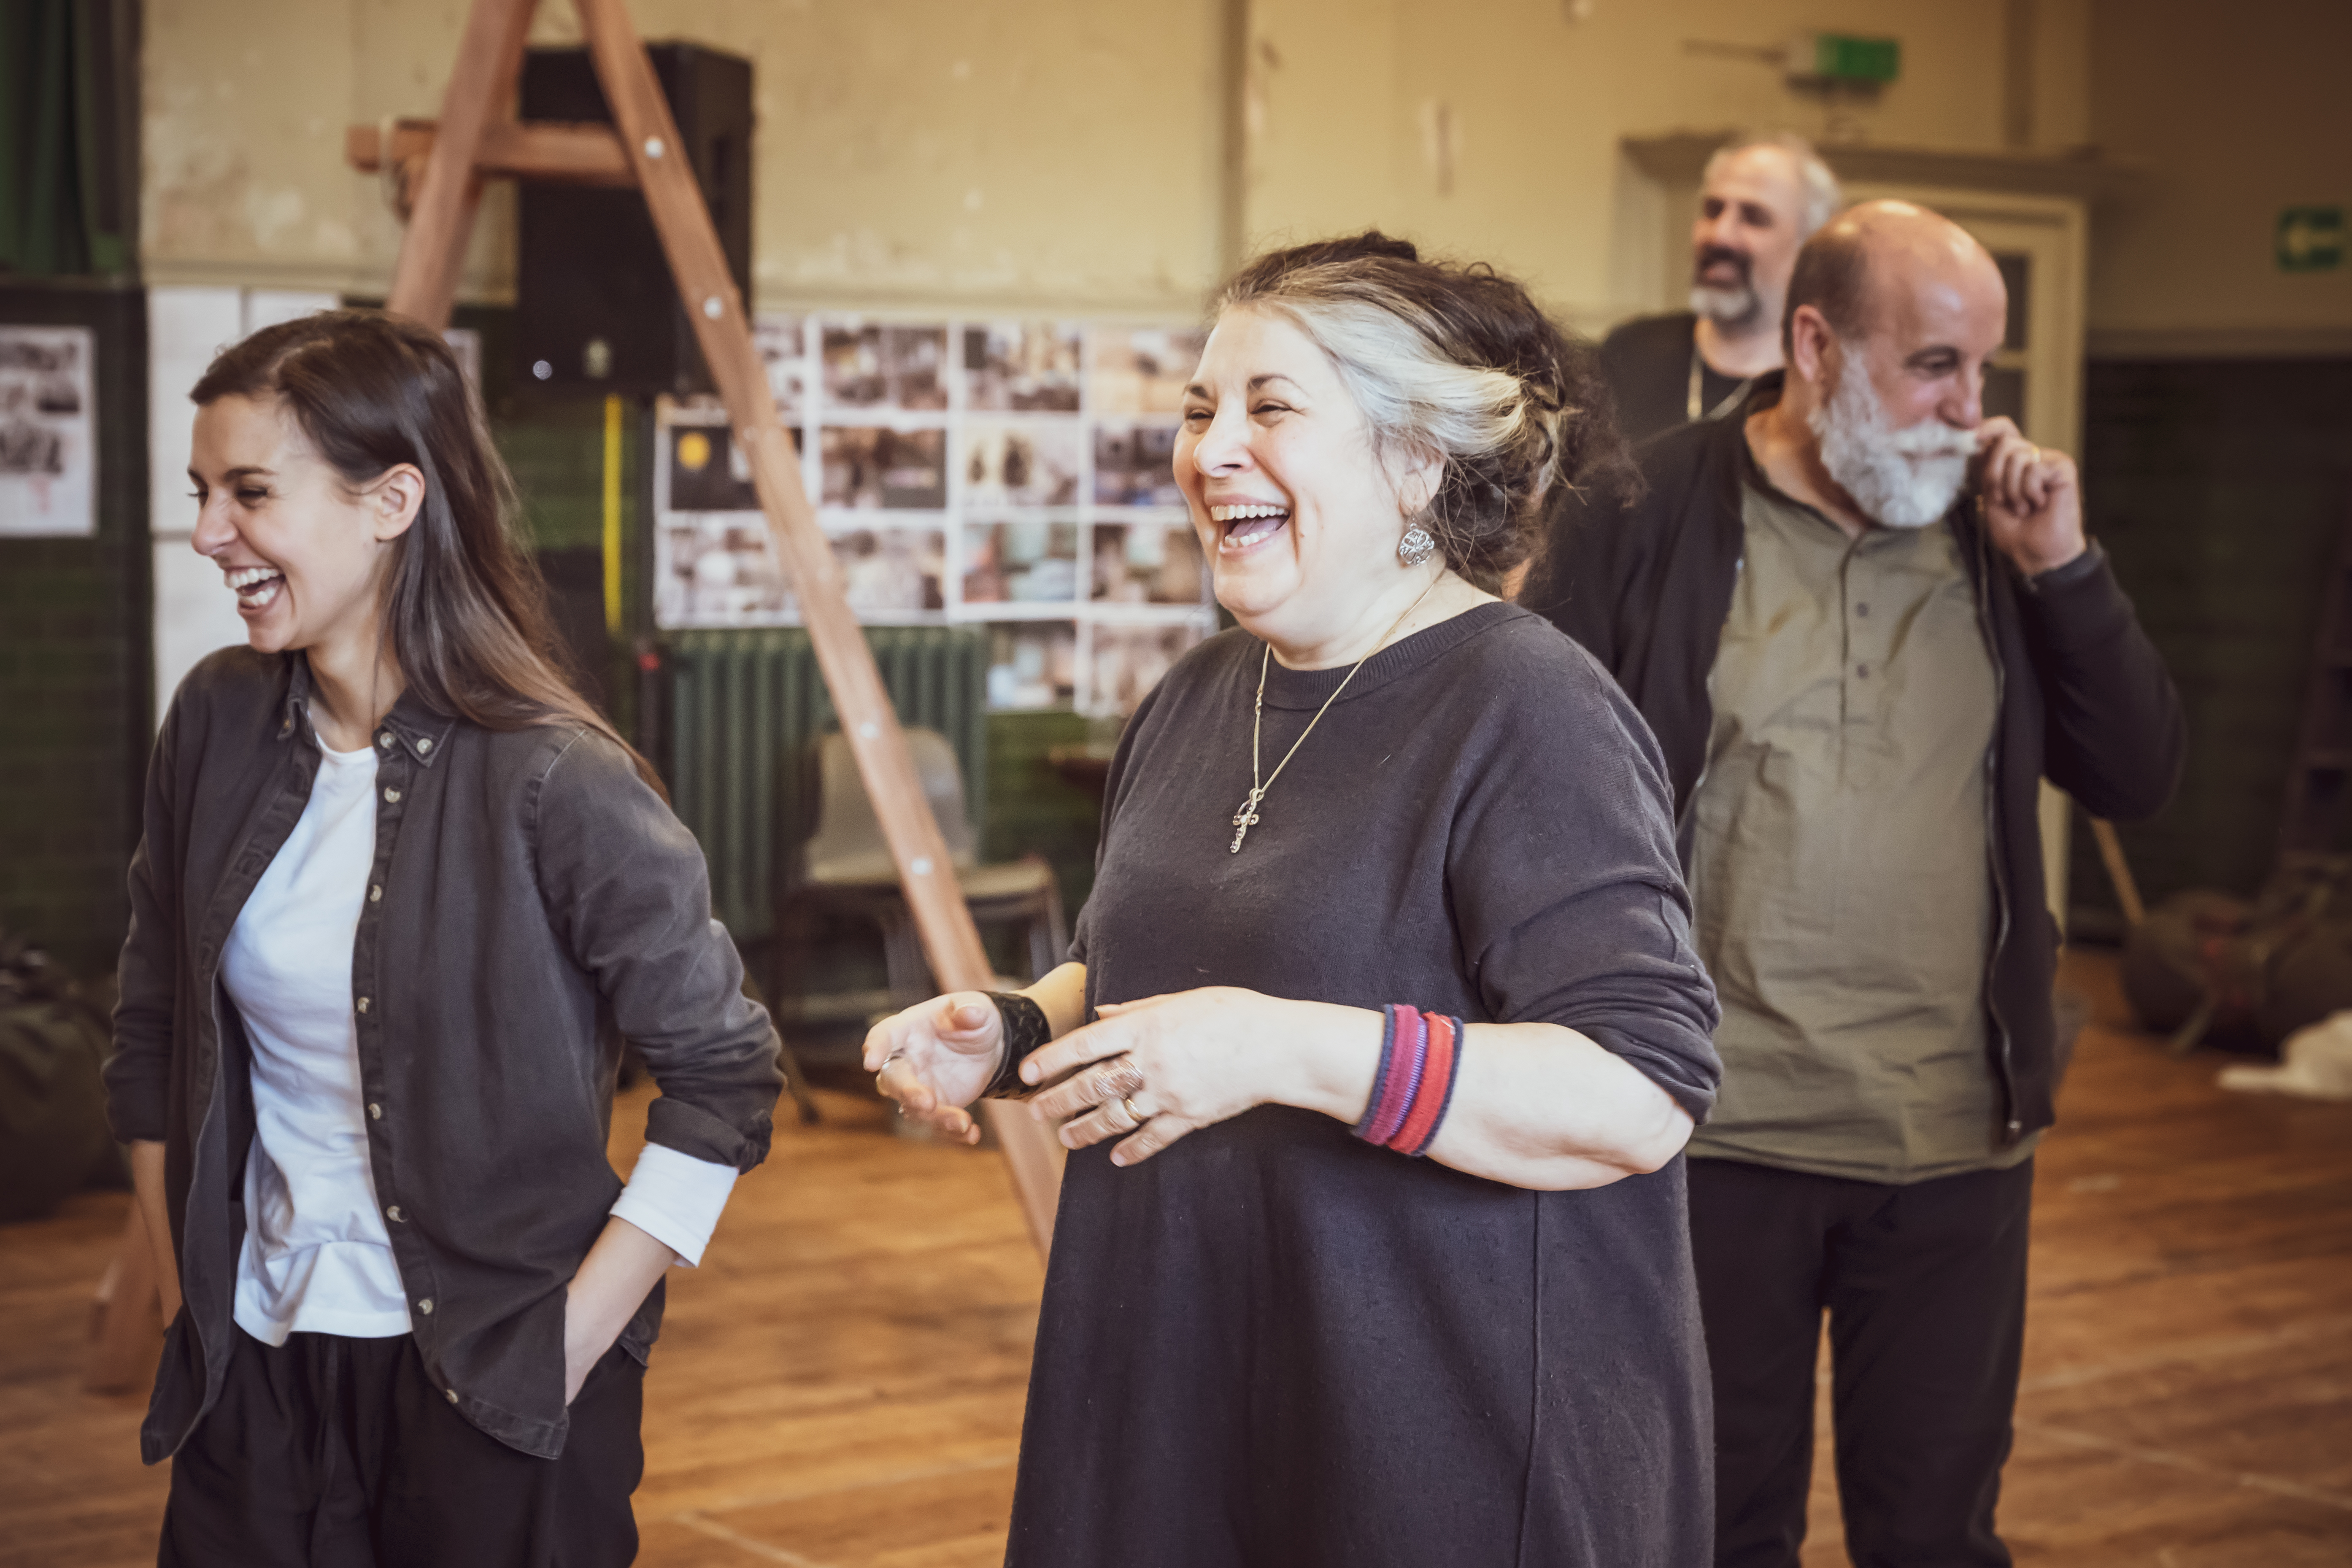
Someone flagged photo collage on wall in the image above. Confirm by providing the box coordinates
[0,324,96,537]
[653,316,1216,714]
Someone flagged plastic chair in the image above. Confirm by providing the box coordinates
[796,728,1068,1009]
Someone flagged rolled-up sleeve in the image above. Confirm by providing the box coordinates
[1448,654,1723,1121]
[610,1142,740,1266]
[531,731,784,1172]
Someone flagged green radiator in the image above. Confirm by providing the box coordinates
[662,626,989,939]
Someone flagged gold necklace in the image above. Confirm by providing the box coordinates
[1229,577,1439,854]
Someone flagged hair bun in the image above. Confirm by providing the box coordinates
[1273,231,1421,270]
[1350,232,1420,263]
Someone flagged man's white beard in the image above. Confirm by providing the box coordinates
[1808,363,1977,528]
[1689,283,1761,331]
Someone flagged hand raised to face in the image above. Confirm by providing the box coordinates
[1972,416,2086,578]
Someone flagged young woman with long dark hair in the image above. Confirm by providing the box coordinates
[106,310,783,1566]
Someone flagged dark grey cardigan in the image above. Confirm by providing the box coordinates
[1522,375,2186,1144]
[107,647,782,1462]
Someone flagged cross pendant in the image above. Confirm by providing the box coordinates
[1229,791,1264,854]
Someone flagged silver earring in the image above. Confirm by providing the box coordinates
[1398,525,1437,567]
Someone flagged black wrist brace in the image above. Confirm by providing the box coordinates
[981,991,1053,1100]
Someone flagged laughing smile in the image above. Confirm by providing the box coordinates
[224,564,286,610]
[1209,502,1291,552]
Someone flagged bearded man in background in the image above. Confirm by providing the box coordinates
[1599,131,1843,445]
[1522,201,2185,1567]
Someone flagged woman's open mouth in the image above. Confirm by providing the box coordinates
[1210,502,1291,554]
[225,564,286,611]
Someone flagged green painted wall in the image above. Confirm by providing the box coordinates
[983,710,1107,920]
[2072,356,2352,928]
[450,301,648,731]
[0,284,149,983]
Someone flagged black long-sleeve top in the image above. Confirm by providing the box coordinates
[108,647,782,1462]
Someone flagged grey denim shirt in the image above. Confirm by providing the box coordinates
[107,647,783,1463]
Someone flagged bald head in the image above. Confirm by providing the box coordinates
[1781,201,2003,358]
[1769,202,2012,529]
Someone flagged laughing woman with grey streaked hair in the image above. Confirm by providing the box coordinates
[863,233,1724,1567]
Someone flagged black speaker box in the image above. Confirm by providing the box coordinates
[516,43,753,396]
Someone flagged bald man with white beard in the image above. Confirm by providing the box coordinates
[1523,202,2185,1567]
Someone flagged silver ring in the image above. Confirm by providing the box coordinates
[875,1050,905,1088]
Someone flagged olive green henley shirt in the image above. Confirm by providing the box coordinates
[1684,462,2041,1183]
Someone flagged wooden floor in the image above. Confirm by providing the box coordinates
[3,950,2347,1567]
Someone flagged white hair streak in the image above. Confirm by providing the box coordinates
[1215,237,1626,588]
[1256,297,1563,515]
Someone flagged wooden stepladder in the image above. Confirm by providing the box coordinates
[363,0,1065,1252]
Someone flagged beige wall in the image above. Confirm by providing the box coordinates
[526,0,1233,314]
[147,0,2352,347]
[143,0,2103,325]
[2087,0,2352,348]
[143,0,1230,315]
[142,0,524,297]
[1243,0,2081,329]
[142,0,365,287]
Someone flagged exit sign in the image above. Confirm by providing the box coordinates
[2277,207,2345,273]
[1787,32,1901,85]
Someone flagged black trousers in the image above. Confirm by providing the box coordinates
[159,1327,643,1568]
[1688,1157,2034,1568]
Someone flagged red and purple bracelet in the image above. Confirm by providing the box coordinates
[1352,1004,1466,1157]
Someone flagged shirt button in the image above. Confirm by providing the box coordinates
[417,1298,434,1315]
[417,737,433,753]
[1855,602,1870,617]
[383,787,401,804]
[370,885,383,902]
[386,1205,405,1222]
[367,1102,382,1120]
[356,996,370,1013]
[1856,663,1871,678]
[379,732,395,749]
[446,1389,459,1405]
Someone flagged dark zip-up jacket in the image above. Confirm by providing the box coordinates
[106,647,783,1463]
[1522,378,2185,1144]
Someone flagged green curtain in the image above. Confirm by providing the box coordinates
[0,0,132,277]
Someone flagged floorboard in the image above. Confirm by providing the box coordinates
[2,951,2344,1566]
[1798,953,2352,1566]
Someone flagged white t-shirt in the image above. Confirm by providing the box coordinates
[224,730,740,1348]
[225,739,410,1343]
